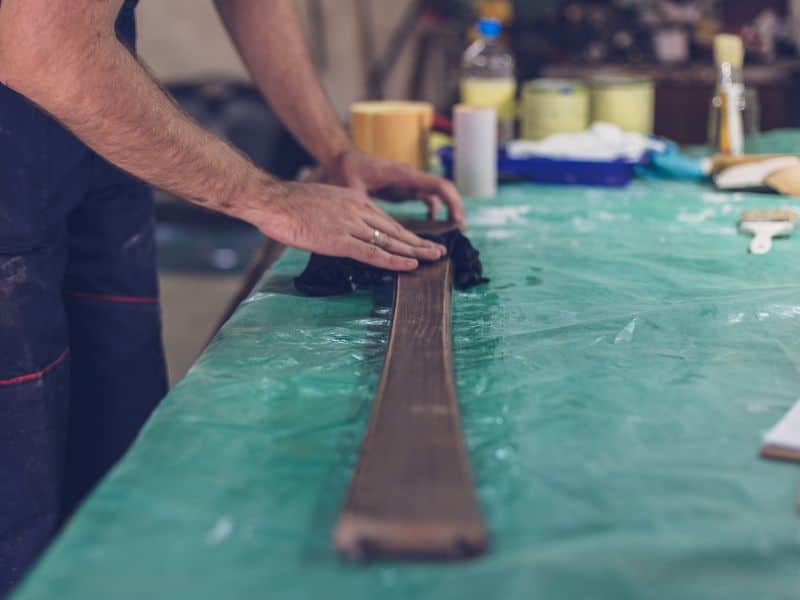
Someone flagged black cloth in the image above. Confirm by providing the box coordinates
[294,229,489,296]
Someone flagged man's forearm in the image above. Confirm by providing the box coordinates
[215,0,351,169]
[215,0,466,223]
[0,0,447,271]
[0,1,275,218]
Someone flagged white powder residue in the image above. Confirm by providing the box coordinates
[728,312,745,325]
[701,192,733,205]
[614,318,638,344]
[206,516,234,545]
[572,217,597,232]
[471,205,531,226]
[678,208,716,225]
[487,229,518,240]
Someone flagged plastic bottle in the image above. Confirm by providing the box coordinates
[460,18,517,144]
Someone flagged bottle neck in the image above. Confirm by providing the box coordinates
[717,63,743,90]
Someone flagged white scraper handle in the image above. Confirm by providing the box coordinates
[749,231,773,255]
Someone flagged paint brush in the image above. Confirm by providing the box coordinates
[738,209,797,255]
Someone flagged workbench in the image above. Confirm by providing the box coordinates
[14,132,800,599]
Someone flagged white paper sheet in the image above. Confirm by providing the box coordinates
[763,398,800,450]
[506,122,666,162]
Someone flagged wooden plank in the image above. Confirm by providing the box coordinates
[333,248,488,561]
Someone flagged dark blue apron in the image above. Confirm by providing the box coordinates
[0,1,168,594]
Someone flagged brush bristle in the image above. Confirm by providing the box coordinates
[714,34,744,69]
[740,209,798,223]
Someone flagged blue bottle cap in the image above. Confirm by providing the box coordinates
[478,18,502,39]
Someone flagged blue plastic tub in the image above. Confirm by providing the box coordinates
[438,146,651,188]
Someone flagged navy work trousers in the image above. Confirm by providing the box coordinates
[0,0,167,594]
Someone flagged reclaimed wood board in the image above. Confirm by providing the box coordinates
[333,229,488,561]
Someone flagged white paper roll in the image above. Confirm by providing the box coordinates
[454,105,497,198]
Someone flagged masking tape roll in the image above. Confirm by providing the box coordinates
[454,105,497,199]
[350,101,434,171]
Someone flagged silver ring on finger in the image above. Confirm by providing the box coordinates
[371,228,382,246]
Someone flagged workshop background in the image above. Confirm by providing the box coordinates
[13,1,800,598]
[143,0,800,385]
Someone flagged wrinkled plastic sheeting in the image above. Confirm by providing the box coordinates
[15,133,800,600]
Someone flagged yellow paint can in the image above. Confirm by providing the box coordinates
[590,76,655,135]
[520,79,589,140]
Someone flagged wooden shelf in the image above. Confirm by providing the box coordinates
[542,61,800,144]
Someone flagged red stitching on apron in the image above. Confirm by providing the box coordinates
[0,348,70,387]
[65,291,160,304]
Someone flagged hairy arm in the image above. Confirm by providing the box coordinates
[0,0,444,269]
[214,0,349,170]
[215,0,465,222]
[0,0,263,216]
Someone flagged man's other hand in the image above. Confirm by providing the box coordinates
[240,180,447,271]
[325,150,466,224]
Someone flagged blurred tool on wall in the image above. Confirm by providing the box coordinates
[460,17,516,143]
[356,0,472,107]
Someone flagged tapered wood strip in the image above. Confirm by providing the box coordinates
[333,250,488,561]
[760,444,800,464]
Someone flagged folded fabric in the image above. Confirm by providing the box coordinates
[507,122,666,162]
[294,229,489,296]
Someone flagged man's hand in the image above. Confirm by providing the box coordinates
[325,150,466,224]
[0,0,455,273]
[216,0,467,244]
[237,180,447,272]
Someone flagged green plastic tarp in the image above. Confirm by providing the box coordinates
[14,131,800,599]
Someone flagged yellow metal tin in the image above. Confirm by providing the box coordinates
[590,76,655,135]
[520,79,589,140]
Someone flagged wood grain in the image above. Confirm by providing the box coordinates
[333,246,488,561]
